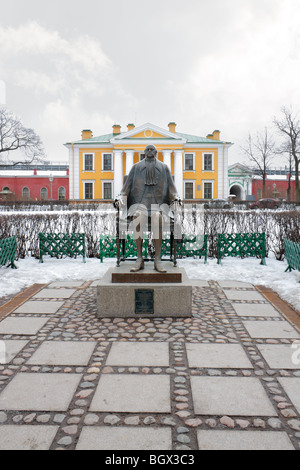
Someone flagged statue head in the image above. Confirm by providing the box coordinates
[144,144,157,159]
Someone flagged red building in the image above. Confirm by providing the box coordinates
[252,176,297,201]
[0,164,69,202]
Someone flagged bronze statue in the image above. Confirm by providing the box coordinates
[114,144,181,273]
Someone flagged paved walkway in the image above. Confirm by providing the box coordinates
[0,275,299,450]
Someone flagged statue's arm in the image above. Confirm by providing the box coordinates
[114,166,135,208]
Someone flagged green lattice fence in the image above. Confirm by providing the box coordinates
[217,233,266,265]
[0,236,17,269]
[100,233,207,262]
[177,234,208,263]
[100,234,148,263]
[39,233,86,263]
[284,239,300,281]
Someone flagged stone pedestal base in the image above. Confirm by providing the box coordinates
[96,263,192,318]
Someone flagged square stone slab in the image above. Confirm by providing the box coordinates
[90,374,171,413]
[0,373,82,411]
[186,343,253,369]
[0,340,29,364]
[243,320,300,339]
[232,303,281,317]
[26,341,96,366]
[0,317,49,335]
[13,300,64,314]
[0,425,58,450]
[224,290,265,301]
[191,376,277,416]
[106,342,169,367]
[76,426,172,450]
[218,281,254,288]
[48,281,84,288]
[32,288,76,299]
[258,344,300,369]
[197,430,294,450]
[278,378,300,414]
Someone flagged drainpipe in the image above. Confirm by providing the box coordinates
[222,142,225,198]
[72,143,75,201]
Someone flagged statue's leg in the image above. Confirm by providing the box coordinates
[152,212,167,273]
[130,237,144,272]
[130,212,145,272]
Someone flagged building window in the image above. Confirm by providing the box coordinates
[40,187,48,200]
[184,182,194,199]
[204,182,212,199]
[203,154,213,171]
[22,187,30,200]
[184,154,194,171]
[84,182,93,200]
[103,153,113,171]
[84,154,94,171]
[58,187,66,200]
[103,181,112,200]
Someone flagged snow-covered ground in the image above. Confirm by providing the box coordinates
[0,254,299,312]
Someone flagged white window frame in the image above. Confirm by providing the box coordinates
[202,180,214,199]
[102,152,113,172]
[83,153,95,172]
[102,180,113,200]
[202,152,214,172]
[184,152,195,171]
[184,180,195,199]
[83,180,95,200]
[40,187,48,200]
[58,186,66,200]
[22,187,30,200]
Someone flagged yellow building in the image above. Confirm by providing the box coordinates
[65,122,232,201]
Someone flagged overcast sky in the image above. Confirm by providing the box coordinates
[1,0,300,166]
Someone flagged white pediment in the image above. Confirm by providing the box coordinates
[111,123,186,143]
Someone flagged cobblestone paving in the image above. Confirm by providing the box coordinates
[0,279,299,450]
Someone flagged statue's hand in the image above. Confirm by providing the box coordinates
[174,196,182,206]
[114,195,126,209]
[113,197,121,209]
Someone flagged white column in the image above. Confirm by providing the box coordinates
[173,149,183,198]
[73,146,80,199]
[114,150,123,197]
[125,149,134,176]
[162,149,172,170]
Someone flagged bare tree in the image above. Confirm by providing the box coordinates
[274,106,300,202]
[241,128,276,198]
[0,107,45,167]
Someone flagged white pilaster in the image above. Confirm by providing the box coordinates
[223,145,229,199]
[114,150,123,197]
[125,149,135,176]
[162,149,172,170]
[173,149,183,198]
[73,146,80,199]
[217,143,229,199]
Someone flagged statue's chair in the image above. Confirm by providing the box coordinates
[115,205,180,268]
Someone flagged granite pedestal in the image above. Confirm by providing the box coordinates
[96,263,192,318]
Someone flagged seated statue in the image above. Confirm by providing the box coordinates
[114,144,181,273]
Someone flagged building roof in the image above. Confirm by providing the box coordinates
[66,123,232,146]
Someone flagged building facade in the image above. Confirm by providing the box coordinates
[65,122,233,201]
[228,163,297,201]
[0,164,69,202]
[228,163,254,200]
[252,177,297,201]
